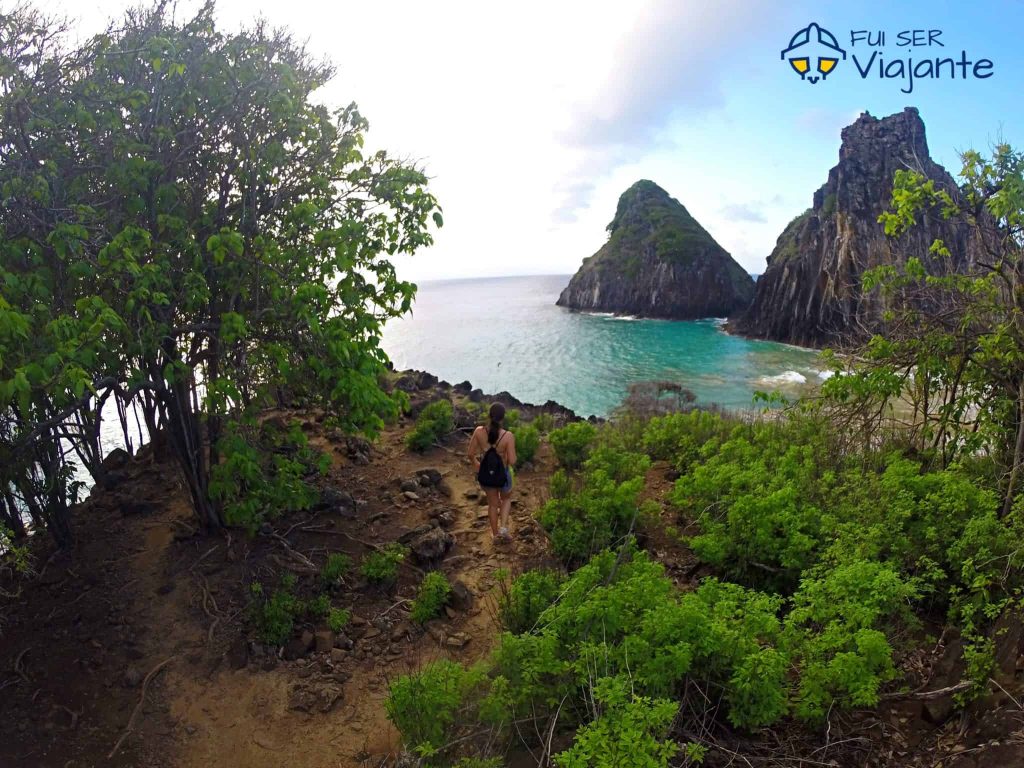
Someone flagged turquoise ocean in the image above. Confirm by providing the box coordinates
[382,274,825,418]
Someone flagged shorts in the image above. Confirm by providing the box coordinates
[502,466,514,494]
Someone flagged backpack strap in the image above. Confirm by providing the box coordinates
[491,429,506,447]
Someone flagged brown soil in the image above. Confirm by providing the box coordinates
[3,380,1024,768]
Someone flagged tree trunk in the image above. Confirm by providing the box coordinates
[1002,380,1024,518]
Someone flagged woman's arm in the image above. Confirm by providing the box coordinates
[468,426,482,469]
[506,433,517,468]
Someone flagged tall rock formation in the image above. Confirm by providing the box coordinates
[732,107,982,347]
[556,180,755,319]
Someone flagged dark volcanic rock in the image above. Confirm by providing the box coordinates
[556,180,755,319]
[733,108,983,347]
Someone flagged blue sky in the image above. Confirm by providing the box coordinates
[53,0,1024,279]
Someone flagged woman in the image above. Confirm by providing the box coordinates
[468,403,516,542]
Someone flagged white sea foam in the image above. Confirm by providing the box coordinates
[611,315,639,321]
[817,369,836,381]
[759,370,807,386]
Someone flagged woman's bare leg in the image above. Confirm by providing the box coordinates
[485,488,500,537]
[499,491,512,534]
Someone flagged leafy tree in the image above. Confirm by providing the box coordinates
[825,144,1024,514]
[0,1,440,540]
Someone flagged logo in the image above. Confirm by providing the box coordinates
[781,22,846,84]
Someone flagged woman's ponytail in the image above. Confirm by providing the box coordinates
[487,402,506,444]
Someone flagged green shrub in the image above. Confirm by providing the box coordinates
[210,421,328,532]
[386,660,488,760]
[515,424,541,464]
[407,400,454,452]
[641,410,732,469]
[306,592,331,618]
[321,552,351,587]
[504,409,520,429]
[328,607,350,633]
[549,421,597,469]
[361,543,407,585]
[537,447,652,564]
[531,412,555,434]
[249,578,300,646]
[411,571,452,624]
[498,569,564,633]
[783,559,916,720]
[554,676,678,768]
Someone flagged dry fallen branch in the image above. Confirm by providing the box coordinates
[880,680,974,701]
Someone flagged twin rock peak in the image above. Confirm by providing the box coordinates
[557,107,982,347]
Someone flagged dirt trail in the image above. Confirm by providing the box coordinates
[0,387,561,768]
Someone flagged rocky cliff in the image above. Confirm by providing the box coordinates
[732,107,982,347]
[556,180,755,319]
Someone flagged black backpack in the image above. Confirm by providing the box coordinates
[477,431,508,488]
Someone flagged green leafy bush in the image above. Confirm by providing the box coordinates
[641,410,733,469]
[515,424,541,465]
[537,446,652,563]
[531,412,555,434]
[386,660,489,760]
[411,571,452,624]
[549,421,597,469]
[321,552,351,587]
[328,607,350,633]
[407,400,455,452]
[361,543,407,585]
[210,421,328,532]
[504,409,521,429]
[249,578,300,646]
[554,676,678,768]
[498,569,564,633]
[307,592,330,618]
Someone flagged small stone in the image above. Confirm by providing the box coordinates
[417,469,443,487]
[444,606,457,619]
[463,489,480,501]
[403,491,420,502]
[449,580,474,611]
[390,622,411,642]
[409,528,454,564]
[362,627,381,640]
[424,621,446,643]
[445,632,470,648]
[330,648,346,664]
[314,630,335,654]
[301,630,315,651]
[334,633,354,651]
[400,479,420,493]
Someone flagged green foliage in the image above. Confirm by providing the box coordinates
[249,575,301,646]
[0,2,440,538]
[821,192,837,218]
[328,607,350,633]
[549,422,597,469]
[516,424,541,465]
[498,569,564,633]
[640,410,733,470]
[361,544,407,585]
[530,412,555,434]
[321,553,352,587]
[386,660,489,761]
[537,446,653,564]
[553,676,678,768]
[307,593,331,618]
[411,571,452,624]
[209,420,327,532]
[504,409,521,429]
[407,400,454,452]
